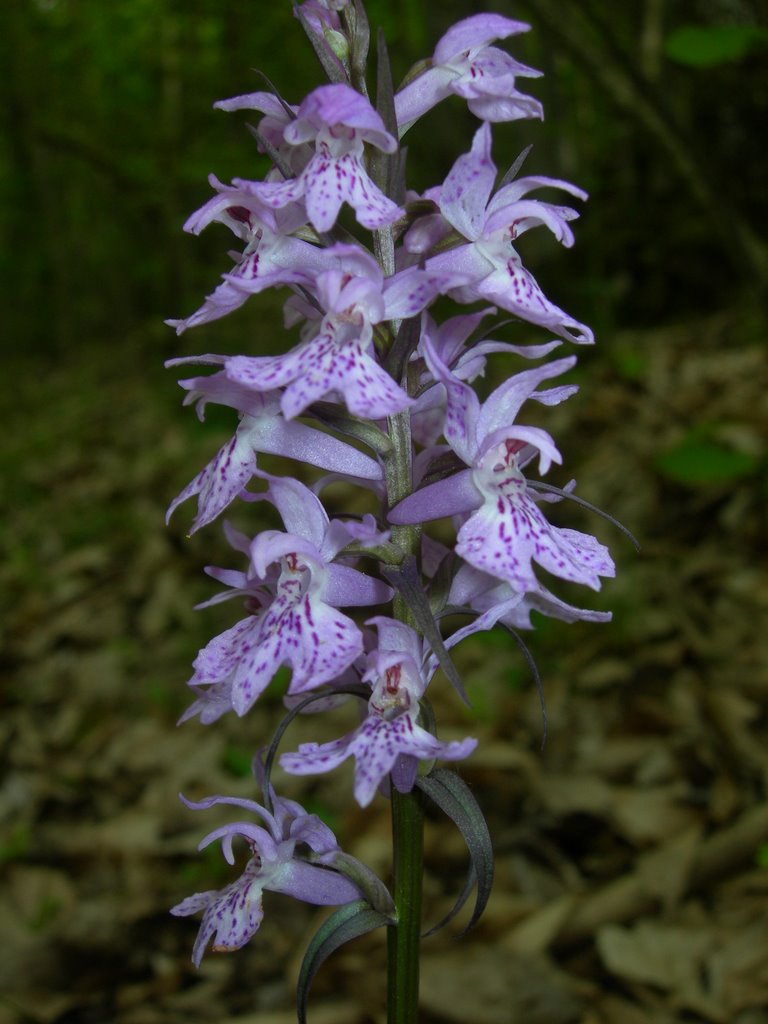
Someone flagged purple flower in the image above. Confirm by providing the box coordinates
[447,561,612,635]
[395,14,542,134]
[213,92,302,166]
[249,84,404,232]
[171,784,360,966]
[164,366,382,532]
[280,618,477,807]
[225,245,442,420]
[165,177,333,334]
[182,477,392,720]
[410,307,562,445]
[390,338,614,596]
[407,123,593,344]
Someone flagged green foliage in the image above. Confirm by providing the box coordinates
[655,431,759,486]
[0,823,30,864]
[665,24,768,68]
[221,744,253,778]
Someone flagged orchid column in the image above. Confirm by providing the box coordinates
[166,5,619,1023]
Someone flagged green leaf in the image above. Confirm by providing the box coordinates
[221,745,252,777]
[416,768,494,935]
[381,555,470,705]
[655,437,758,485]
[297,901,392,1024]
[327,851,395,916]
[665,24,768,68]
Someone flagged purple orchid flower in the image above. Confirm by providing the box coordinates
[164,366,382,533]
[213,91,303,167]
[410,307,563,445]
[165,176,333,334]
[171,782,360,966]
[280,617,477,807]
[182,476,392,721]
[406,123,594,344]
[245,83,404,232]
[225,244,444,420]
[395,14,542,134]
[447,561,612,636]
[389,337,614,596]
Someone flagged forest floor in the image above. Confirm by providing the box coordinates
[1,305,767,1024]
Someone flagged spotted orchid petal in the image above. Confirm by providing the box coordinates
[457,445,615,593]
[171,859,268,967]
[227,325,412,420]
[248,84,404,232]
[173,780,361,966]
[281,717,477,808]
[395,14,538,133]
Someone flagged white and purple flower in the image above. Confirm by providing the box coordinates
[280,618,477,807]
[407,123,593,344]
[390,337,614,598]
[248,83,404,232]
[182,477,391,720]
[164,365,382,533]
[171,781,360,965]
[395,14,542,134]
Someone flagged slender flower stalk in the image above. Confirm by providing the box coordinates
[165,4,622,1021]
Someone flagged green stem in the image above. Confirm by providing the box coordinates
[387,786,424,1024]
[375,154,424,1014]
[383,408,424,1024]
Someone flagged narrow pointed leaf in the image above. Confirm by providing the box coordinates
[501,625,548,749]
[422,862,477,938]
[309,401,393,455]
[528,480,641,550]
[297,901,392,1024]
[328,851,395,915]
[381,555,470,705]
[371,28,398,198]
[246,124,294,180]
[499,144,533,189]
[344,0,370,94]
[383,314,421,382]
[416,768,493,933]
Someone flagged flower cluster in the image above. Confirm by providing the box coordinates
[168,4,616,969]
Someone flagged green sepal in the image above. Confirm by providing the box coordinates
[297,900,393,1024]
[416,768,494,935]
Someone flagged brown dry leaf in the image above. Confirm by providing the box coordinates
[702,921,768,1019]
[596,920,717,1000]
[635,824,703,909]
[611,784,700,845]
[420,946,584,1024]
[503,893,579,954]
[539,774,614,817]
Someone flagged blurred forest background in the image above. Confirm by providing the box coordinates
[1,1,767,1023]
